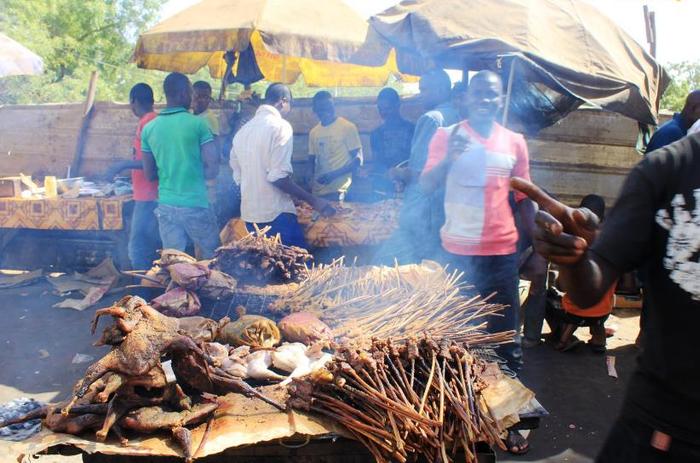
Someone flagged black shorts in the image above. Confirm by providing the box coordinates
[596,414,700,463]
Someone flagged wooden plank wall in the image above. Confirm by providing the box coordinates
[0,98,665,206]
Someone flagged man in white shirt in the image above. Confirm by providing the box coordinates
[230,83,335,248]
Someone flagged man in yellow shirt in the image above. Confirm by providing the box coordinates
[192,81,220,138]
[309,91,363,201]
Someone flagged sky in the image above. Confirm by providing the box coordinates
[161,0,700,65]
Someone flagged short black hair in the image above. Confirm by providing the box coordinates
[421,69,452,94]
[129,83,154,107]
[451,80,469,96]
[163,72,190,100]
[312,90,333,108]
[377,87,400,105]
[264,82,291,105]
[580,194,606,221]
[193,80,212,92]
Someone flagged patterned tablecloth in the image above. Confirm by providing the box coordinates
[0,195,132,231]
[221,199,402,248]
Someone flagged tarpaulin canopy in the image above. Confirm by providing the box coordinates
[368,0,669,130]
[132,0,414,87]
[0,33,44,77]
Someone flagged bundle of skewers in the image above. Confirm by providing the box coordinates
[288,337,511,463]
[212,227,312,285]
[271,259,514,346]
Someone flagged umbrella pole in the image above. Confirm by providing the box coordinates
[501,59,516,127]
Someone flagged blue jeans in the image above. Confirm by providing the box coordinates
[154,204,220,259]
[444,252,523,373]
[128,200,162,270]
[246,213,308,249]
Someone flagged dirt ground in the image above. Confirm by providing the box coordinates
[0,280,641,463]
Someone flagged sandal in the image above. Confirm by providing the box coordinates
[504,429,530,455]
[555,335,582,352]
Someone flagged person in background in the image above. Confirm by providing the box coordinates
[192,80,222,211]
[104,83,161,270]
[369,88,414,197]
[646,90,700,153]
[230,83,335,249]
[420,71,535,455]
[309,91,363,201]
[547,194,614,353]
[512,128,700,462]
[141,72,220,259]
[375,70,461,264]
[192,80,220,141]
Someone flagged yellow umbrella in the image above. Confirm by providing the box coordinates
[133,0,414,87]
[0,33,44,77]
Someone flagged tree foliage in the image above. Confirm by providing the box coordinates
[0,0,164,104]
[660,61,700,112]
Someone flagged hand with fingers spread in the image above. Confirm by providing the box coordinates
[511,177,600,265]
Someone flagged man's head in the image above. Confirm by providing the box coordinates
[376,87,401,121]
[418,69,452,110]
[580,194,606,222]
[681,90,700,129]
[264,83,292,116]
[129,83,154,117]
[312,91,336,126]
[192,81,212,115]
[465,70,503,129]
[451,81,469,118]
[163,72,192,109]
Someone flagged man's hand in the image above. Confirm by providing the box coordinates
[311,197,336,217]
[447,125,470,163]
[511,177,600,265]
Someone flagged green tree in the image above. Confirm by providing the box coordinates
[0,0,163,104]
[660,61,700,112]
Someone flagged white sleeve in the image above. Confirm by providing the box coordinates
[229,137,242,185]
[266,122,294,183]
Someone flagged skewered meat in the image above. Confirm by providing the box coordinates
[212,228,312,285]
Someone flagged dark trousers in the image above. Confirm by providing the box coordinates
[444,252,523,373]
[597,414,700,462]
[246,213,308,250]
[128,200,161,270]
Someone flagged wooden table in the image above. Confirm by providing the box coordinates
[0,195,133,270]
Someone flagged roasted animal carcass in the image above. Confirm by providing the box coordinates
[67,296,280,414]
[67,296,206,407]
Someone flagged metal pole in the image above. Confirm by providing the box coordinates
[501,59,516,127]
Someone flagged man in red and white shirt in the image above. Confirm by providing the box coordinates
[106,83,161,269]
[420,71,535,454]
[420,70,534,372]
